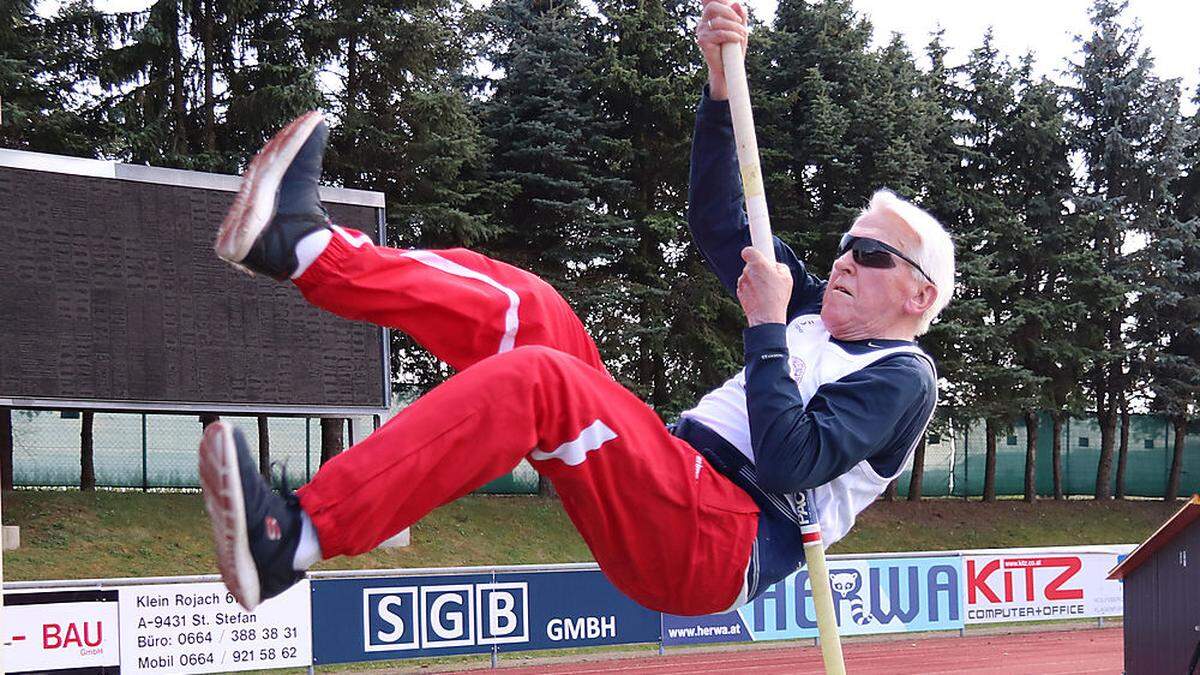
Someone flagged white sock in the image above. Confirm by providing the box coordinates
[290,229,333,279]
[292,510,323,571]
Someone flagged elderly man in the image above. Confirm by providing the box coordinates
[199,0,953,618]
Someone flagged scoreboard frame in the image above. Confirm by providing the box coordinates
[0,148,391,416]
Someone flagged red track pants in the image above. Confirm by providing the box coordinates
[293,226,758,615]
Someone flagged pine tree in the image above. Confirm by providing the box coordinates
[482,0,627,272]
[1067,0,1179,498]
[936,32,1042,501]
[289,0,499,394]
[1141,81,1200,501]
[0,1,106,155]
[587,0,707,411]
[310,0,496,248]
[98,1,204,165]
[220,2,326,166]
[758,0,876,267]
[908,31,968,500]
[1000,57,1079,501]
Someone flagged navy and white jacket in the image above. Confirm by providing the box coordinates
[672,89,938,605]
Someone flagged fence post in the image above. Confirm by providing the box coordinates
[1,406,13,490]
[963,424,970,500]
[1065,417,1071,496]
[141,414,148,491]
[257,416,270,480]
[955,552,964,629]
[305,418,312,481]
[658,613,665,655]
[490,568,499,667]
[1164,419,1170,494]
[80,411,95,491]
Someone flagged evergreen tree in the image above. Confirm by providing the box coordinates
[98,1,209,166]
[1140,80,1200,501]
[482,0,628,273]
[1067,0,1179,498]
[477,0,640,416]
[220,2,326,166]
[1000,57,1079,500]
[311,0,496,248]
[0,0,106,155]
[588,0,708,411]
[758,0,877,267]
[908,31,968,500]
[297,0,497,394]
[937,32,1041,501]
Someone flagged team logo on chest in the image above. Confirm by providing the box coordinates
[789,356,807,382]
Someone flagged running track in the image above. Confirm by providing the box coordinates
[498,627,1122,674]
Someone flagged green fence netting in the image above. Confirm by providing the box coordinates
[6,410,1195,498]
[7,410,539,494]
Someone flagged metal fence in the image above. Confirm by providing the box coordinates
[6,409,539,494]
[6,409,1195,498]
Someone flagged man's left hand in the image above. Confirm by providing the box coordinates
[737,247,792,326]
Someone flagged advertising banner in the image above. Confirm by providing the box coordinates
[116,580,312,673]
[962,547,1129,624]
[663,555,964,645]
[310,569,660,664]
[3,589,120,674]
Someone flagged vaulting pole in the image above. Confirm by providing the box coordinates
[721,40,846,675]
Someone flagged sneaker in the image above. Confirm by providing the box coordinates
[215,111,332,280]
[198,420,305,611]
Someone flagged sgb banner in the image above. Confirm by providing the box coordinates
[663,555,964,645]
[310,569,660,664]
[962,546,1132,624]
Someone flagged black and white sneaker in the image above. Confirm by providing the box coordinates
[198,421,305,611]
[215,111,332,280]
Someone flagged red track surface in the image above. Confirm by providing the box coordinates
[499,627,1122,674]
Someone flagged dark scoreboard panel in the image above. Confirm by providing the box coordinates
[0,157,388,413]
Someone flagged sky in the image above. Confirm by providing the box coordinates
[744,0,1200,97]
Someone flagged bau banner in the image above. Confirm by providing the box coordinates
[663,555,963,646]
[963,546,1132,624]
[3,589,120,674]
[310,569,660,664]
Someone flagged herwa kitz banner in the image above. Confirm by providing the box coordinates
[962,546,1131,624]
[663,554,963,645]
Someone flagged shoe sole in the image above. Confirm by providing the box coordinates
[198,421,261,611]
[215,111,325,274]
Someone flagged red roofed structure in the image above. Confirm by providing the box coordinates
[1108,495,1200,675]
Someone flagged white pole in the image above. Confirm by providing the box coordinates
[721,42,847,675]
[720,42,773,261]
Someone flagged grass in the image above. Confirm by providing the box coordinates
[829,496,1181,554]
[0,489,1181,581]
[1,491,592,581]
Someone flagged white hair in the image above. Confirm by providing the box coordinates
[855,189,955,335]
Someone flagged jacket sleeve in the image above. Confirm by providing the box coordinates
[741,324,937,493]
[688,88,826,319]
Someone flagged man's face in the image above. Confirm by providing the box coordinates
[820,210,929,341]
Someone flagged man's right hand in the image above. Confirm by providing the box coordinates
[697,0,749,101]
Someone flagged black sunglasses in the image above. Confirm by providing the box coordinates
[838,234,934,285]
